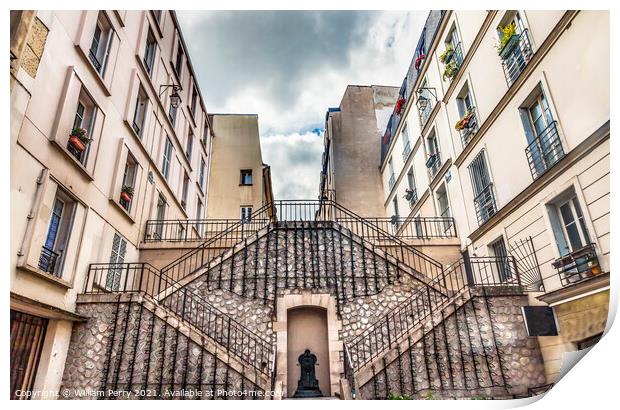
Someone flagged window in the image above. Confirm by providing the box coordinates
[240,206,252,222]
[119,154,137,212]
[168,102,177,126]
[456,83,478,147]
[190,85,198,118]
[67,89,97,165]
[154,194,166,239]
[445,26,463,66]
[407,167,416,191]
[240,169,253,185]
[106,232,127,291]
[456,83,474,118]
[406,166,417,206]
[38,190,75,277]
[162,136,173,179]
[181,171,189,209]
[185,130,194,159]
[387,157,395,190]
[391,197,400,231]
[416,78,433,126]
[199,157,206,190]
[498,12,533,86]
[89,12,114,76]
[143,28,156,76]
[174,40,184,77]
[557,196,592,255]
[521,87,564,179]
[132,85,148,137]
[468,150,496,225]
[490,237,512,282]
[401,124,411,161]
[195,197,204,234]
[426,130,442,178]
[436,184,452,234]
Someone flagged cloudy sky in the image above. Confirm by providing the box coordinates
[177,11,428,199]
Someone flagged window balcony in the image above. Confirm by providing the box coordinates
[88,49,103,73]
[473,183,497,225]
[426,152,442,179]
[525,121,565,180]
[456,108,478,147]
[552,243,602,287]
[402,140,412,162]
[404,188,417,208]
[388,173,396,190]
[38,246,61,277]
[500,29,534,87]
[440,42,464,82]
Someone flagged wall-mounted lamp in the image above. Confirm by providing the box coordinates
[159,84,182,108]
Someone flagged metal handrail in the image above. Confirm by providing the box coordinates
[525,121,564,180]
[84,261,274,375]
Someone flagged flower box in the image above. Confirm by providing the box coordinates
[395,97,406,114]
[120,185,134,203]
[120,191,132,202]
[68,135,86,152]
[455,111,475,131]
[414,53,425,70]
[498,34,520,59]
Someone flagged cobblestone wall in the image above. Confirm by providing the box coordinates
[61,299,265,400]
[357,294,547,399]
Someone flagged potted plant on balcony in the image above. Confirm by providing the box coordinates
[496,22,519,58]
[68,127,89,152]
[442,60,459,81]
[395,96,406,114]
[425,153,437,168]
[390,214,400,226]
[414,53,425,70]
[120,185,134,202]
[455,109,475,131]
[404,188,416,202]
[439,45,454,64]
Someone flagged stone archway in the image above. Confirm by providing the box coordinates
[274,292,343,398]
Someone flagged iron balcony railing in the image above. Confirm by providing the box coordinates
[88,49,103,73]
[444,41,464,67]
[473,184,497,225]
[500,29,534,87]
[38,246,61,277]
[84,262,273,376]
[405,188,418,208]
[459,109,478,147]
[402,140,412,162]
[525,121,565,180]
[144,218,270,243]
[132,120,142,137]
[342,216,456,239]
[388,173,396,191]
[346,255,521,370]
[426,152,442,180]
[551,243,602,287]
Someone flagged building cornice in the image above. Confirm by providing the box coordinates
[537,273,610,306]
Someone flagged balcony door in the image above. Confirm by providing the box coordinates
[39,191,75,277]
[557,197,592,256]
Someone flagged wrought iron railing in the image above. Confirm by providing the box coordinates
[88,49,103,73]
[525,121,565,180]
[38,246,61,277]
[388,173,396,191]
[459,109,478,147]
[84,262,273,376]
[473,184,497,225]
[336,216,456,239]
[402,140,412,162]
[551,243,602,287]
[426,152,442,179]
[346,255,521,370]
[144,218,270,243]
[444,41,464,67]
[500,29,533,87]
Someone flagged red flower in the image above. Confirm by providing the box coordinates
[415,53,425,70]
[395,97,406,114]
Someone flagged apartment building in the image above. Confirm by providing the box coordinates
[10,10,215,398]
[206,114,274,220]
[318,85,398,217]
[378,10,609,383]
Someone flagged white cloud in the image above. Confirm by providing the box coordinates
[178,11,428,199]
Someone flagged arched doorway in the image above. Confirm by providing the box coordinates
[286,307,330,397]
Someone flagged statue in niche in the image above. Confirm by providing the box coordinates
[293,349,323,398]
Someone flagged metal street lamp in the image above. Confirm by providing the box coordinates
[159,84,182,108]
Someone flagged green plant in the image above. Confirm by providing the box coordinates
[439,45,454,64]
[442,60,458,81]
[497,22,517,53]
[70,127,89,144]
[121,185,134,195]
[388,392,412,400]
[425,392,437,400]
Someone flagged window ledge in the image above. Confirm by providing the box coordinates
[239,183,253,187]
[51,140,95,181]
[74,44,112,97]
[17,264,73,290]
[109,197,136,224]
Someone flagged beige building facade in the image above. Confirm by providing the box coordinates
[377,10,609,384]
[9,10,219,398]
[319,85,398,217]
[206,114,274,220]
